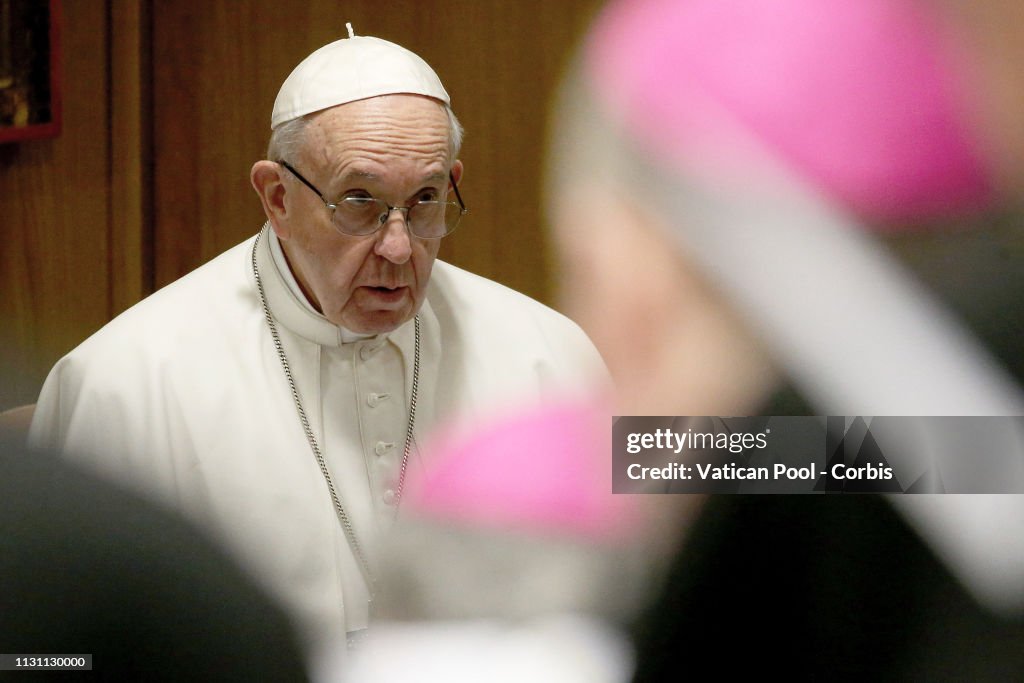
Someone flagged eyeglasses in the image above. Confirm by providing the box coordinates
[278,160,467,239]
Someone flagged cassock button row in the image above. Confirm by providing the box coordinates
[374,441,395,456]
[382,489,397,506]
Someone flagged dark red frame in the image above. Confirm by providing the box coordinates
[0,0,62,144]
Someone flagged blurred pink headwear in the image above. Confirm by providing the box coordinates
[575,0,1024,612]
[585,0,994,223]
[404,398,639,543]
[567,0,1024,416]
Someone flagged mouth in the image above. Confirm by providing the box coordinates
[360,285,409,308]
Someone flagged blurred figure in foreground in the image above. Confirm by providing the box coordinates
[345,0,1024,680]
[0,432,309,681]
[553,0,1024,680]
[335,397,654,682]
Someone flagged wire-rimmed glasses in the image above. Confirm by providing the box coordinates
[278,160,466,239]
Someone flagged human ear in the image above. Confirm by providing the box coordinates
[450,160,464,188]
[250,160,292,239]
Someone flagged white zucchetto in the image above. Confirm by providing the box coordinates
[271,30,450,130]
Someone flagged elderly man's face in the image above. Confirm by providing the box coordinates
[278,95,457,334]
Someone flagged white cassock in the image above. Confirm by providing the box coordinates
[28,227,607,651]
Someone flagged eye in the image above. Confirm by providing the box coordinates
[415,189,439,203]
[342,192,375,206]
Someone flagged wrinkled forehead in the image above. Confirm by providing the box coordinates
[300,94,453,168]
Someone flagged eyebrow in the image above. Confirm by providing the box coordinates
[340,170,381,183]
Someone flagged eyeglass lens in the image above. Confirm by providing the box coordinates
[334,198,462,238]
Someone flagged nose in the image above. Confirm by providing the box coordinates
[373,208,413,264]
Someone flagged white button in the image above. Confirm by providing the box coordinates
[374,441,395,456]
[382,489,397,506]
[367,392,390,407]
[359,341,385,361]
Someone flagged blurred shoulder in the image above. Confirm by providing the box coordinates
[428,260,587,336]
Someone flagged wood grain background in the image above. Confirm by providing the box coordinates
[0,0,602,410]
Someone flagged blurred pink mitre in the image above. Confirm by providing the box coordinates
[585,0,995,223]
[405,398,640,544]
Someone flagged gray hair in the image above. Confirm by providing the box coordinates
[267,102,464,165]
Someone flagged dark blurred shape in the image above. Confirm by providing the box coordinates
[0,434,310,682]
[631,495,1024,682]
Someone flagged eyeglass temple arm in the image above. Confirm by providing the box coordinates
[449,172,467,212]
[282,158,464,212]
[278,160,327,202]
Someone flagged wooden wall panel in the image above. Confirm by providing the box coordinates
[110,0,152,312]
[151,0,602,303]
[0,0,112,410]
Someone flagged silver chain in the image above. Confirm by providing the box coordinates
[250,226,420,605]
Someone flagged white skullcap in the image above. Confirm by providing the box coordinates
[271,29,450,130]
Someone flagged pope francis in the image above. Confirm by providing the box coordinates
[28,29,605,653]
